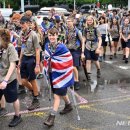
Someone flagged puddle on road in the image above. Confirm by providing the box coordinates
[83,78,130,93]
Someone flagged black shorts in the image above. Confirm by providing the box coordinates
[101,34,108,46]
[49,73,68,96]
[126,39,130,48]
[0,79,18,103]
[20,55,36,81]
[112,37,119,42]
[84,48,99,61]
[70,49,81,67]
[52,87,68,96]
[121,39,127,48]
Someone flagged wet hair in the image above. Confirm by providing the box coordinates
[99,16,106,24]
[67,16,75,22]
[113,10,117,14]
[12,13,21,21]
[48,28,58,35]
[0,28,10,48]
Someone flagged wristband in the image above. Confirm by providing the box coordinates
[36,64,39,67]
[3,80,8,83]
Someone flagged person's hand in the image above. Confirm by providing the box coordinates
[124,38,128,42]
[0,81,7,89]
[81,53,85,61]
[35,65,40,75]
[17,61,21,68]
[95,48,100,54]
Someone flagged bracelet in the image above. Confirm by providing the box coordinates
[82,52,84,53]
[36,64,39,67]
[3,80,8,83]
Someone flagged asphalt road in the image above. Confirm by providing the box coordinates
[1,54,130,130]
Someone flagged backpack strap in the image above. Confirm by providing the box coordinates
[75,27,81,48]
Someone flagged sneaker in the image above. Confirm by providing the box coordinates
[28,99,40,111]
[74,81,80,90]
[8,115,22,127]
[37,73,44,79]
[125,58,128,64]
[122,55,126,60]
[59,103,73,115]
[44,114,55,127]
[97,69,101,78]
[114,53,117,58]
[0,108,8,117]
[109,55,113,60]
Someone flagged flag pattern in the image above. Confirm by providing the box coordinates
[44,42,74,89]
[10,32,17,48]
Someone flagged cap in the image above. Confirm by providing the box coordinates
[20,16,31,23]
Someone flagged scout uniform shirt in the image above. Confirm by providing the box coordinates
[0,44,19,83]
[83,27,101,51]
[65,27,82,50]
[109,25,120,38]
[120,25,130,39]
[21,29,41,56]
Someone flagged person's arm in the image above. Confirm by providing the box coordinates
[82,36,86,53]
[4,62,16,82]
[96,30,102,54]
[81,36,86,61]
[33,32,41,74]
[0,62,16,89]
[35,48,40,66]
[18,49,23,67]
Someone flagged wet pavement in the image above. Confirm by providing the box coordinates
[1,54,130,130]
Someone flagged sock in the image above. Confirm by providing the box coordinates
[65,100,71,105]
[50,109,57,116]
[33,95,38,100]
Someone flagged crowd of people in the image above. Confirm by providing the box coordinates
[0,7,130,127]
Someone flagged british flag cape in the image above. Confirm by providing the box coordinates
[44,42,74,89]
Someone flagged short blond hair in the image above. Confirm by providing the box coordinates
[25,10,32,17]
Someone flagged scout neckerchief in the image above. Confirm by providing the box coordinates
[48,42,60,73]
[67,27,77,42]
[0,48,4,58]
[21,29,32,44]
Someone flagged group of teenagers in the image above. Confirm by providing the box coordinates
[0,7,130,127]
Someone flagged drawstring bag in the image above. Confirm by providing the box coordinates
[105,24,112,42]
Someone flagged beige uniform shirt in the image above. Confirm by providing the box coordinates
[21,30,41,56]
[65,28,82,50]
[109,25,120,38]
[0,44,19,83]
[83,27,101,51]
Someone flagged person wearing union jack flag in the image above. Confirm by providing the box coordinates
[43,28,74,127]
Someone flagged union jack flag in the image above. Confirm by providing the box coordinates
[10,32,17,48]
[44,43,74,89]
